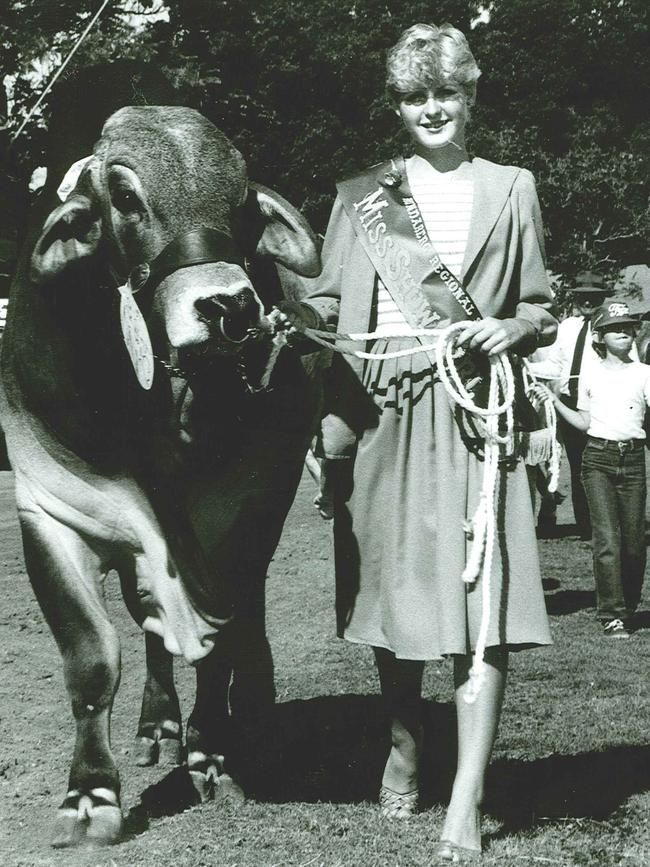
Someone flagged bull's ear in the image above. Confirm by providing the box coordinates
[246,182,321,278]
[30,194,102,284]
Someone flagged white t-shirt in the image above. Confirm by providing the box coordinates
[528,314,638,395]
[578,359,650,440]
[374,157,473,335]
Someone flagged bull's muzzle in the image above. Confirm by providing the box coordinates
[194,285,264,344]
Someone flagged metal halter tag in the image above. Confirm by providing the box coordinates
[118,264,154,390]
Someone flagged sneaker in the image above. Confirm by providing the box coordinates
[603,618,631,638]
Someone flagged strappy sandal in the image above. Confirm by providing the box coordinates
[379,784,419,819]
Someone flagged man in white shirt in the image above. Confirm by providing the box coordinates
[529,271,612,538]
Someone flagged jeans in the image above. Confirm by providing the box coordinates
[581,437,646,621]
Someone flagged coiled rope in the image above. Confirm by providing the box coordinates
[264,314,557,700]
[435,323,516,703]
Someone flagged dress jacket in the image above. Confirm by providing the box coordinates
[302,157,558,458]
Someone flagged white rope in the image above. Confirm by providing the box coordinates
[435,323,516,703]
[302,326,443,361]
[258,318,443,388]
[522,363,561,493]
[10,0,113,144]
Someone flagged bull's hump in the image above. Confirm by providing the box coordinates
[103,106,227,151]
[99,106,247,208]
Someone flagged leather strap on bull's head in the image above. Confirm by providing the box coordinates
[32,150,321,298]
[145,228,245,292]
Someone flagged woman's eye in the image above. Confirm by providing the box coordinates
[437,88,460,101]
[403,92,427,105]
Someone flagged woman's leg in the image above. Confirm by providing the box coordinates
[440,647,508,852]
[374,647,424,795]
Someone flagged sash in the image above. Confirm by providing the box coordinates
[336,156,481,332]
[337,158,542,448]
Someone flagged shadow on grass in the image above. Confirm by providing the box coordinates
[537,522,584,540]
[125,694,650,836]
[633,609,650,630]
[123,766,200,839]
[544,588,596,615]
[487,744,650,831]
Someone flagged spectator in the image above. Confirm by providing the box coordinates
[552,301,649,637]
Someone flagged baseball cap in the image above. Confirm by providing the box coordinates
[591,301,640,331]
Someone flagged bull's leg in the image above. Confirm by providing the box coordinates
[20,513,123,847]
[186,635,244,805]
[229,576,276,726]
[133,632,183,767]
[116,557,183,767]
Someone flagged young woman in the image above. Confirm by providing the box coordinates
[552,301,650,639]
[277,23,556,860]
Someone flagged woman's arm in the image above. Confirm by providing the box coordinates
[512,169,558,351]
[458,170,557,356]
[299,196,354,326]
[272,196,352,340]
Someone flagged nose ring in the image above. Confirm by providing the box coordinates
[219,317,248,344]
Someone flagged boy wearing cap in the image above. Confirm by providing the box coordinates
[552,301,650,637]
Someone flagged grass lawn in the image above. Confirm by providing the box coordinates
[0,467,649,866]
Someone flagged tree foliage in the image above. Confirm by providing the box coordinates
[1,0,648,288]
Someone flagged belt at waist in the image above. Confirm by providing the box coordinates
[587,435,646,452]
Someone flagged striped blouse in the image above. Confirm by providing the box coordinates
[374,159,474,335]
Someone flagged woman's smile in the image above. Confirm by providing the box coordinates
[397,83,468,153]
[422,118,448,131]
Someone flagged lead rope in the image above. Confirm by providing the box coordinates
[521,364,561,494]
[435,323,516,703]
[264,315,555,700]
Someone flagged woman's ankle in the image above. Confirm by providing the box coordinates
[440,792,482,851]
[382,739,420,793]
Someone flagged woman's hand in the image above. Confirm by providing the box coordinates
[267,301,322,347]
[454,317,534,356]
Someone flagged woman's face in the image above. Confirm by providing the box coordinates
[396,81,468,153]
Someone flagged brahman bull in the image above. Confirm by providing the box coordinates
[0,106,323,847]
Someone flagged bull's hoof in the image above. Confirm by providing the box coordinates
[187,752,245,806]
[134,734,183,767]
[52,788,123,848]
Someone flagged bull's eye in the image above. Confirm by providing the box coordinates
[111,187,141,215]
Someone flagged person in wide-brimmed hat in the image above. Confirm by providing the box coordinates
[552,300,648,638]
[529,271,632,538]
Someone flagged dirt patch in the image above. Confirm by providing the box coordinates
[1,467,649,867]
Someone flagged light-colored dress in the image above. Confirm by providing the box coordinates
[334,158,552,659]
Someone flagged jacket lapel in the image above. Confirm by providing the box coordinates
[462,158,520,279]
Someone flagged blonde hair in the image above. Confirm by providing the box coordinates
[386,23,481,106]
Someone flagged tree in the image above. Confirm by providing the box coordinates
[1,0,647,289]
[146,1,481,228]
[0,1,163,249]
[469,0,649,288]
